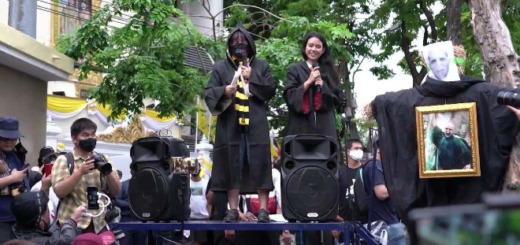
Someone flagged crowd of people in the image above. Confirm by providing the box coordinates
[0,117,121,245]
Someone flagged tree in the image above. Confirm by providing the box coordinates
[55,0,209,121]
[468,0,520,191]
[221,0,394,142]
[372,0,439,87]
[468,0,520,88]
[446,0,462,46]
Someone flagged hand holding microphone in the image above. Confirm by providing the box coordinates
[311,63,322,92]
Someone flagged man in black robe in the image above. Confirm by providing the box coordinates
[431,121,472,170]
[372,75,520,217]
[204,22,276,223]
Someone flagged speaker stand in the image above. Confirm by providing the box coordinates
[180,177,186,234]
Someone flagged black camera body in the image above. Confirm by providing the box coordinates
[90,154,112,176]
[497,91,520,108]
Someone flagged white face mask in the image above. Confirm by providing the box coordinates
[349,149,364,161]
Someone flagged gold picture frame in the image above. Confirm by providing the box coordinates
[50,0,104,90]
[416,103,480,178]
[51,0,102,46]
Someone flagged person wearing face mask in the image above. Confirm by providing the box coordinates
[186,160,209,245]
[10,191,87,245]
[338,139,368,220]
[283,32,343,137]
[204,22,276,223]
[51,118,121,235]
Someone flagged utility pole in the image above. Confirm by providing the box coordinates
[8,0,37,38]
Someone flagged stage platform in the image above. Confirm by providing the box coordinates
[112,220,378,245]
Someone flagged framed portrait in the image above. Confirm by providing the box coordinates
[416,103,480,178]
[51,0,101,46]
[422,41,461,82]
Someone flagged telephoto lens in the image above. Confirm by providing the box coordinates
[497,91,520,108]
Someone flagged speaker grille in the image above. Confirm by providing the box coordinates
[129,168,169,221]
[285,166,338,220]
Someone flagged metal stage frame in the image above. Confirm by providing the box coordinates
[112,221,379,245]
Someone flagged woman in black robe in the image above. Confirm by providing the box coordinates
[283,31,343,245]
[283,32,342,138]
[203,22,276,223]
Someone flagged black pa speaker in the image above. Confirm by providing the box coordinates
[281,134,339,222]
[128,136,190,222]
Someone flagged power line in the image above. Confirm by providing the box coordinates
[36,0,131,25]
[36,6,121,29]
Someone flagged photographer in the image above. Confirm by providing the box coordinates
[52,118,121,235]
[0,117,30,244]
[11,190,87,244]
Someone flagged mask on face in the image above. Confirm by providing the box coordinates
[232,44,248,58]
[79,138,97,152]
[349,149,364,161]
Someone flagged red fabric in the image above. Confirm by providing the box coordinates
[72,234,104,245]
[302,92,310,114]
[314,91,322,110]
[249,196,277,215]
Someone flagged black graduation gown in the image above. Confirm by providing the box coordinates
[283,61,341,138]
[372,75,520,217]
[203,25,276,193]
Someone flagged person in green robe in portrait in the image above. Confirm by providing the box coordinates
[431,121,472,170]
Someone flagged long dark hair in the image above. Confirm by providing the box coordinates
[301,32,340,90]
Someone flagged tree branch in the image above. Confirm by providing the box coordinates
[423,25,429,46]
[419,0,438,42]
[400,21,421,86]
[214,4,293,24]
[197,0,212,17]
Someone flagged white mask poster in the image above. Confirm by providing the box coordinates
[422,41,461,82]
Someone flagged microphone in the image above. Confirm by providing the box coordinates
[312,63,321,92]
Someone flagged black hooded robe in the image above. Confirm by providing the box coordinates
[372,76,520,217]
[283,61,341,138]
[204,24,276,193]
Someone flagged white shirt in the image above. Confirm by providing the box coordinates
[31,181,59,224]
[189,177,209,220]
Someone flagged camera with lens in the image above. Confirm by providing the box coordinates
[497,91,520,108]
[90,154,112,176]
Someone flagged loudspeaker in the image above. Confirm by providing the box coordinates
[281,134,339,222]
[129,136,190,222]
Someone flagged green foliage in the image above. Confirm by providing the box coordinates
[352,118,377,146]
[370,65,396,80]
[55,0,208,121]
[459,1,520,78]
[220,0,390,135]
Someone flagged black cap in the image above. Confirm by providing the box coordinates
[11,192,49,229]
[39,146,55,160]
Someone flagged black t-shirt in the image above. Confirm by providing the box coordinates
[338,164,367,222]
[363,160,399,225]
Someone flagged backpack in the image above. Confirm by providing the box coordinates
[354,166,370,213]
